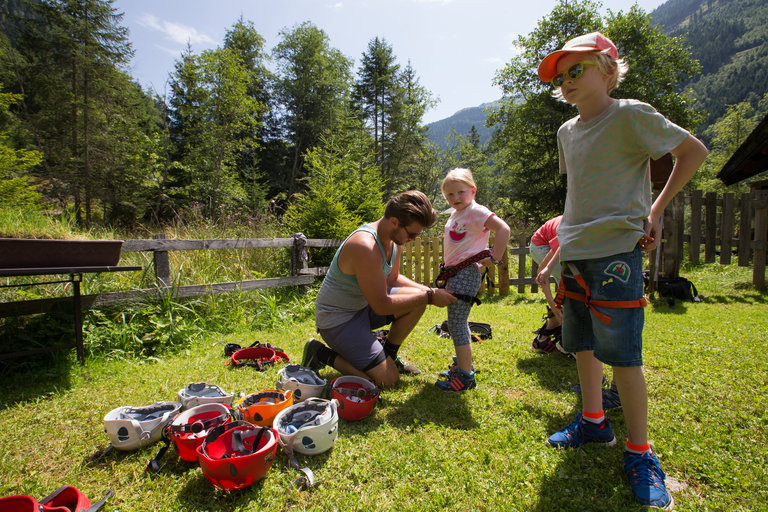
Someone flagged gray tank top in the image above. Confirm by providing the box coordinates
[315,224,397,329]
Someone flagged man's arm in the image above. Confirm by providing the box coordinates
[344,233,454,315]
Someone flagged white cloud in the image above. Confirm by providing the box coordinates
[137,13,216,47]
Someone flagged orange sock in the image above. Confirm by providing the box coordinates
[582,409,605,424]
[626,440,651,454]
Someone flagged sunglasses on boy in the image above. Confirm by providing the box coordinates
[551,60,596,87]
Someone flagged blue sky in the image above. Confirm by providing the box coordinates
[113,0,665,124]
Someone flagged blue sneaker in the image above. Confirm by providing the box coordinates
[547,413,617,448]
[623,450,674,510]
[435,366,476,392]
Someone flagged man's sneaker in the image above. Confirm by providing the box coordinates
[532,336,560,353]
[301,339,326,372]
[547,413,617,448]
[623,450,674,510]
[435,367,476,392]
[393,355,421,375]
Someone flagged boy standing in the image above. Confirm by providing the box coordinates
[537,32,708,509]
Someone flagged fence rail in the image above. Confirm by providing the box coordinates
[2,189,766,320]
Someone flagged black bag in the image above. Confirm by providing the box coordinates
[656,276,701,302]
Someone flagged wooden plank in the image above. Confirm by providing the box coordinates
[517,234,527,293]
[404,241,413,281]
[738,193,753,267]
[0,275,316,316]
[414,239,422,284]
[498,247,510,294]
[720,193,735,265]
[689,190,702,263]
[122,238,297,252]
[704,191,717,263]
[422,238,431,287]
[432,236,441,287]
[753,191,768,288]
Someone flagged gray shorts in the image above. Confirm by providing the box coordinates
[318,305,394,371]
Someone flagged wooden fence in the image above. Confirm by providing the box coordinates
[655,189,768,287]
[2,189,766,319]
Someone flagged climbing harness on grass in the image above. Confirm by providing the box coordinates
[429,320,492,342]
[228,345,289,371]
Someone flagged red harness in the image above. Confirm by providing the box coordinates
[555,263,647,324]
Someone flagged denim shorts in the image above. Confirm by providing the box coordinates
[318,304,394,371]
[560,245,645,367]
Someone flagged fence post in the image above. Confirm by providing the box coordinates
[738,193,753,267]
[753,191,768,289]
[517,234,528,294]
[704,191,717,263]
[498,246,510,295]
[290,233,308,276]
[152,233,171,288]
[720,193,735,265]
[689,190,702,263]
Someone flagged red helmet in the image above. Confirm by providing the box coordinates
[168,403,232,461]
[330,376,380,421]
[197,421,278,490]
[235,389,293,427]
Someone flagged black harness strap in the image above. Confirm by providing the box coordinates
[434,249,492,288]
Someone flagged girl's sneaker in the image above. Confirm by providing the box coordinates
[435,366,476,392]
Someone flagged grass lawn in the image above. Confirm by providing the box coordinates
[0,263,766,511]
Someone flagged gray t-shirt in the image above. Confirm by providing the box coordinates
[315,223,397,330]
[557,99,689,261]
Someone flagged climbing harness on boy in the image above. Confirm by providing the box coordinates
[555,263,648,324]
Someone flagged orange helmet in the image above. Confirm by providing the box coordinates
[235,389,294,427]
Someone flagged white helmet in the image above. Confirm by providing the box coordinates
[276,364,327,402]
[168,403,232,461]
[104,401,182,451]
[177,382,234,410]
[273,398,339,456]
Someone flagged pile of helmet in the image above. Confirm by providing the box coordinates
[101,362,377,492]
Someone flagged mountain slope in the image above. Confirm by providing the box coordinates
[426,102,496,151]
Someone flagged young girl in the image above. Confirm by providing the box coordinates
[436,168,510,392]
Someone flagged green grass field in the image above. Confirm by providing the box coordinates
[1,263,766,511]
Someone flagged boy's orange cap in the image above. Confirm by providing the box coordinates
[537,32,619,82]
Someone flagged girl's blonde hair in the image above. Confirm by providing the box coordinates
[552,51,629,103]
[441,168,476,196]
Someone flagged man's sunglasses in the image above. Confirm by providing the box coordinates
[551,61,596,87]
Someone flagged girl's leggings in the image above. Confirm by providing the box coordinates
[446,264,483,346]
